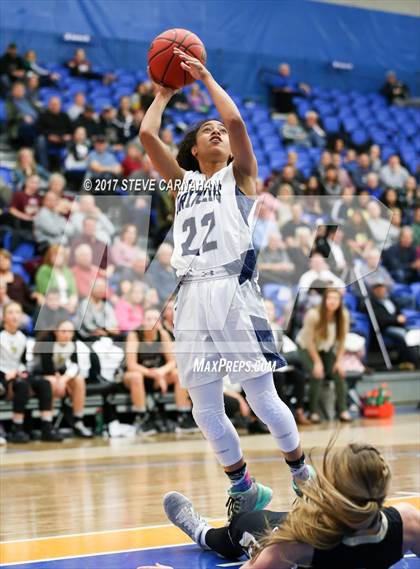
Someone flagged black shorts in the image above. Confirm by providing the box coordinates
[229,510,287,555]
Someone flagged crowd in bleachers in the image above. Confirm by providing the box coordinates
[0,44,419,444]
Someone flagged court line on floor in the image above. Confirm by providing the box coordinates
[1,497,418,565]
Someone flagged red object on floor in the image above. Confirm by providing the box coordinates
[363,402,395,419]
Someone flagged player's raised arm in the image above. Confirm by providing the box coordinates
[174,47,257,195]
[139,84,185,185]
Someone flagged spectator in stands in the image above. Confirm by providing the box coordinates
[38,320,93,437]
[366,200,398,247]
[275,183,294,228]
[113,96,136,146]
[313,226,347,276]
[281,203,310,247]
[304,175,321,196]
[22,50,59,86]
[33,191,68,248]
[147,243,176,304]
[67,92,86,122]
[111,224,142,269]
[37,97,72,170]
[271,164,302,195]
[320,166,341,196]
[413,206,420,246]
[380,71,409,105]
[380,155,410,190]
[68,194,115,244]
[69,215,113,275]
[0,249,36,314]
[64,126,90,189]
[331,186,355,223]
[258,232,295,286]
[13,147,49,189]
[47,173,74,218]
[72,243,103,299]
[25,74,42,110]
[187,83,211,113]
[369,144,382,173]
[343,148,358,174]
[331,153,352,187]
[121,143,143,177]
[252,194,279,252]
[0,43,25,94]
[123,307,196,434]
[351,153,372,190]
[304,111,326,148]
[316,151,332,179]
[382,226,419,284]
[85,135,122,182]
[361,247,394,292]
[364,172,382,197]
[369,279,418,367]
[33,288,70,333]
[6,82,39,147]
[296,288,351,423]
[74,278,119,340]
[380,187,401,211]
[267,62,310,113]
[67,48,114,83]
[161,128,178,156]
[0,301,62,442]
[115,280,145,332]
[264,300,310,425]
[0,278,31,330]
[35,244,78,313]
[298,253,345,290]
[131,80,155,112]
[344,210,374,259]
[112,250,154,290]
[403,176,418,211]
[4,176,41,246]
[74,104,101,140]
[281,113,309,147]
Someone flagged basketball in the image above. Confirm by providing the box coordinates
[148,28,207,89]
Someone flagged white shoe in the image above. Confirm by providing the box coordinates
[163,491,210,549]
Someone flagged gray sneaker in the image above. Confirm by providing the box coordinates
[226,479,273,521]
[292,464,317,497]
[163,491,210,549]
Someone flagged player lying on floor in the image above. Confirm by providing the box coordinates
[137,440,419,569]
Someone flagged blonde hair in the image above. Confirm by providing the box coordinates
[254,439,391,558]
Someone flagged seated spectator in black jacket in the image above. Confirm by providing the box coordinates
[74,105,102,140]
[98,106,121,149]
[33,288,70,335]
[320,166,341,196]
[382,226,420,284]
[113,96,136,146]
[37,320,93,437]
[26,74,43,110]
[369,279,418,366]
[0,43,25,95]
[64,127,91,190]
[281,203,310,247]
[6,82,39,147]
[265,63,310,113]
[147,243,177,305]
[258,232,295,286]
[36,97,72,169]
[0,301,62,443]
[380,71,409,105]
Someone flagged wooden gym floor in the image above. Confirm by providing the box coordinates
[0,412,419,568]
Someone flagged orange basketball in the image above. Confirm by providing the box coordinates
[148,28,207,89]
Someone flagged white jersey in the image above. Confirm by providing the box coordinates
[171,163,257,276]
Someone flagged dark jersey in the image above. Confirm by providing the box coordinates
[228,507,403,569]
[135,329,166,369]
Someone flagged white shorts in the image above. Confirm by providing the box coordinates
[174,275,287,388]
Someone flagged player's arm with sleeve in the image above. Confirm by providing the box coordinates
[175,48,257,196]
[139,86,185,187]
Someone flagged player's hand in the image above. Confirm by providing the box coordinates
[313,360,324,380]
[173,48,210,81]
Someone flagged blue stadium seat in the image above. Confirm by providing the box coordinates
[323,116,340,134]
[351,129,369,146]
[350,312,370,344]
[344,292,358,312]
[0,166,13,186]
[13,242,36,261]
[0,100,6,122]
[11,262,30,284]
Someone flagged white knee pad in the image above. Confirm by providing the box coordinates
[242,374,300,454]
[192,407,242,467]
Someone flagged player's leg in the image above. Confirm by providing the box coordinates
[123,370,156,434]
[29,376,63,442]
[240,371,314,494]
[66,375,93,437]
[188,379,272,518]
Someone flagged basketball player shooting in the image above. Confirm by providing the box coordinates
[140,47,314,521]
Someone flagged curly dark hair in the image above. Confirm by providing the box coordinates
[176,119,232,172]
